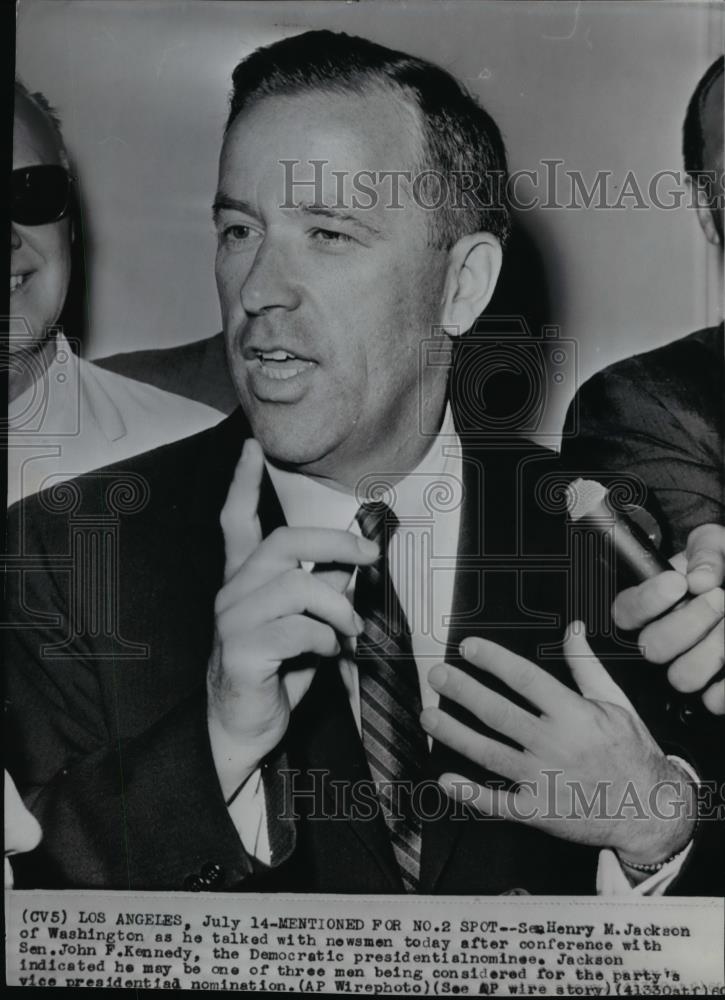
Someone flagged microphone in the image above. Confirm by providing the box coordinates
[565,478,715,718]
[565,478,671,583]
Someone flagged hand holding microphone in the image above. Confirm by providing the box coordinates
[566,479,724,716]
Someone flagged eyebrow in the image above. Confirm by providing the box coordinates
[297,204,384,238]
[212,195,384,238]
[212,195,257,222]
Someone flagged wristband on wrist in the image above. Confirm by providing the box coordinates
[620,756,701,874]
[620,819,699,874]
[619,846,687,874]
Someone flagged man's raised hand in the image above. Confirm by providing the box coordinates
[207,438,378,799]
[421,624,696,867]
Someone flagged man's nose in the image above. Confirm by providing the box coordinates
[10,224,22,251]
[240,238,302,315]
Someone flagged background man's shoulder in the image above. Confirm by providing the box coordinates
[7,409,250,546]
[94,332,238,414]
[581,323,723,399]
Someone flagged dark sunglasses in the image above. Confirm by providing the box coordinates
[12,165,73,226]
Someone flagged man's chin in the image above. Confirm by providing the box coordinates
[238,391,353,473]
[249,420,336,472]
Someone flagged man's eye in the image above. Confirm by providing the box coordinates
[222,224,253,244]
[310,228,353,246]
[217,222,264,250]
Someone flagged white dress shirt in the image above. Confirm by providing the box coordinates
[7,333,224,507]
[220,404,691,893]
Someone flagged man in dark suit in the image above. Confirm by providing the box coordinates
[561,57,724,716]
[6,31,715,895]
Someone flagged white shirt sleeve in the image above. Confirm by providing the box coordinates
[596,755,698,895]
[596,839,694,895]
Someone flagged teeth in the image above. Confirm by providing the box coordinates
[252,348,314,380]
[261,365,305,380]
[258,349,296,361]
[10,274,26,293]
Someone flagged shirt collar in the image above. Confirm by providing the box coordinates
[266,403,460,532]
[8,332,127,443]
[9,331,79,429]
[73,337,128,442]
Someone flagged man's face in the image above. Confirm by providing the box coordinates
[214,89,449,485]
[701,72,724,244]
[11,95,72,352]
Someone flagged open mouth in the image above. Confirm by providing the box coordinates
[252,348,316,381]
[10,273,31,294]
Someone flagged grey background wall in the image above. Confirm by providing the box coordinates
[15,0,724,442]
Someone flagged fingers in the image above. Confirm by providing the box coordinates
[312,563,356,596]
[456,636,582,718]
[612,570,688,631]
[702,679,725,716]
[685,523,725,594]
[668,550,688,576]
[438,772,521,820]
[262,525,378,567]
[263,615,342,662]
[220,441,379,589]
[238,526,378,591]
[667,619,725,693]
[425,662,543,750]
[564,621,636,711]
[216,567,363,637]
[639,587,724,664]
[234,616,342,672]
[220,438,265,581]
[420,707,530,782]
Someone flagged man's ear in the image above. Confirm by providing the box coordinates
[688,176,723,247]
[439,232,503,337]
[698,204,723,247]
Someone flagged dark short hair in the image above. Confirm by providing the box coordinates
[15,79,69,168]
[225,30,511,250]
[683,55,723,176]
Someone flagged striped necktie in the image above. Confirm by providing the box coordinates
[354,501,428,892]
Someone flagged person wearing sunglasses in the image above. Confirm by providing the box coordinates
[8,82,225,507]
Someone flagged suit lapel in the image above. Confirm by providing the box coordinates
[422,443,486,890]
[185,407,285,565]
[423,441,535,891]
[290,663,404,889]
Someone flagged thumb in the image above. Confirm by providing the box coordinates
[220,437,264,581]
[685,523,725,595]
[564,620,636,712]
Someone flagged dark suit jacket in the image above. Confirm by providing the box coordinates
[560,324,724,556]
[5,409,721,894]
[94,332,239,415]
